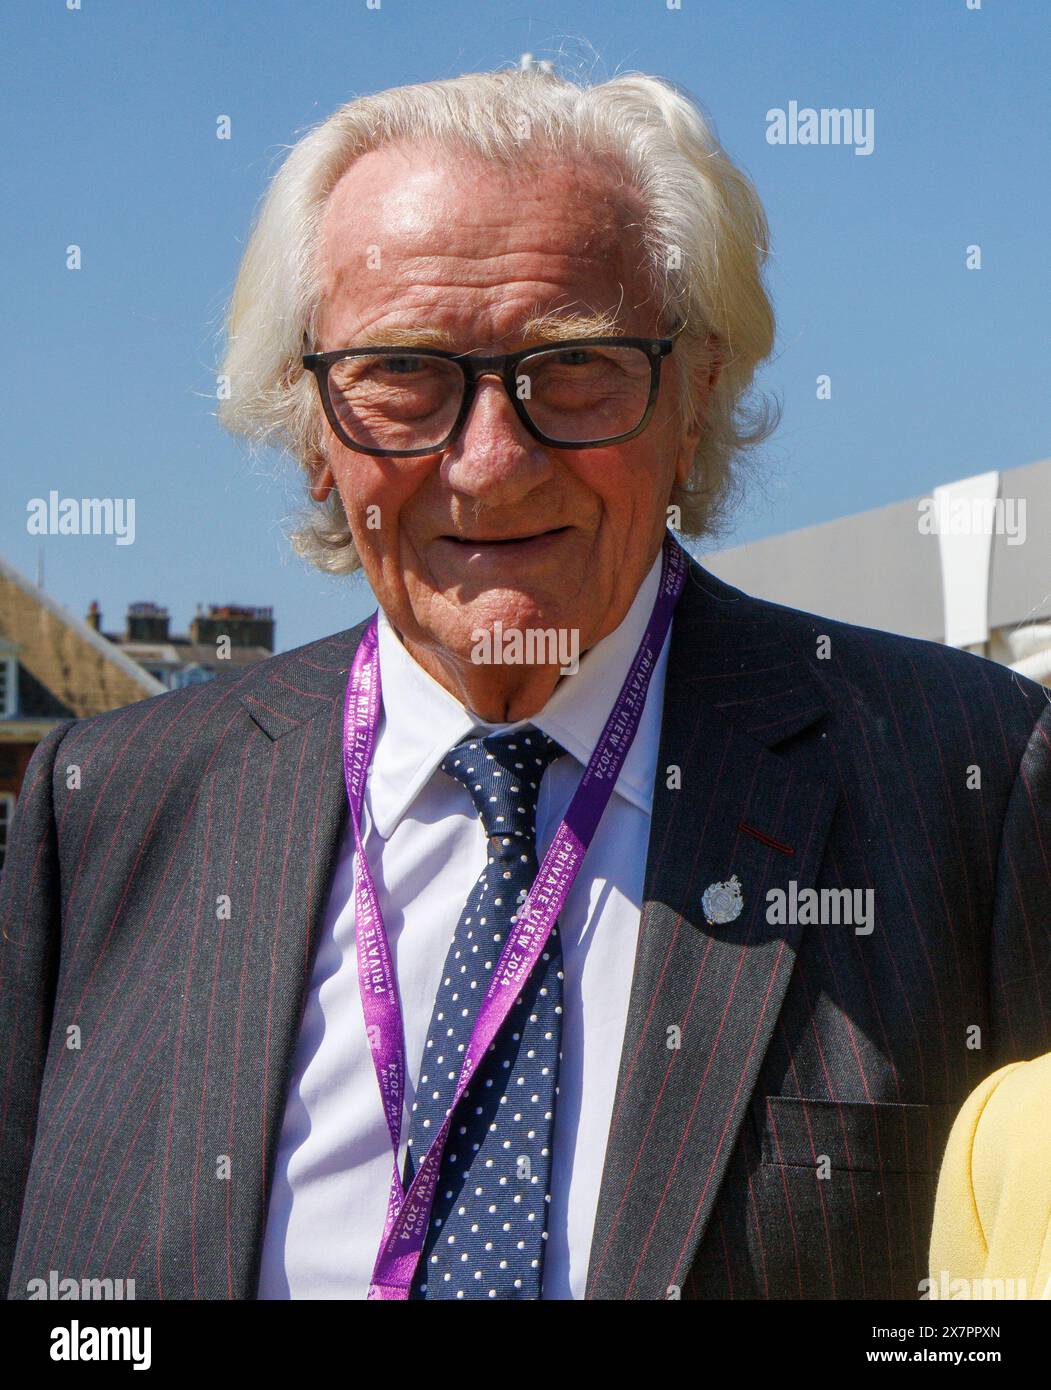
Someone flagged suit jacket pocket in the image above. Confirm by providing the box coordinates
[758,1096,958,1176]
[743,1096,960,1297]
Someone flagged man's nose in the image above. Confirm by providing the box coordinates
[441,374,554,503]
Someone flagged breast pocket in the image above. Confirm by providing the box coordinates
[750,1095,957,1299]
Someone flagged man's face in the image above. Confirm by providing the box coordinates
[311,142,707,672]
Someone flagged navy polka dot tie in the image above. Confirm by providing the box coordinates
[405,726,566,1300]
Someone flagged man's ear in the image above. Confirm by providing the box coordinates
[674,434,699,490]
[307,447,335,502]
[674,335,723,488]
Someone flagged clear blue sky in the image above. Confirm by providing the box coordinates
[3,0,1049,653]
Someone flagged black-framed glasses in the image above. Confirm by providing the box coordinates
[301,336,676,457]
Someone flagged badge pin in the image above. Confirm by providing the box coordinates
[702,874,744,926]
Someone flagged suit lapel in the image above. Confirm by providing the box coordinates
[155,622,366,1298]
[586,558,838,1299]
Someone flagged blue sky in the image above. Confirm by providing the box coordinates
[3,0,1049,653]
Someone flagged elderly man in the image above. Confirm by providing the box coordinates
[3,68,1051,1303]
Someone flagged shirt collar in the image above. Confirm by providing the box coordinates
[369,547,669,838]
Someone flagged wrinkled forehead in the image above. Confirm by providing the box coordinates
[314,140,656,347]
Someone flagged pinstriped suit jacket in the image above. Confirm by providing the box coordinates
[4,552,1051,1301]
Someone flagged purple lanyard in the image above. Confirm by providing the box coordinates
[342,534,687,1299]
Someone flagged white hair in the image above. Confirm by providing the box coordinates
[217,66,778,573]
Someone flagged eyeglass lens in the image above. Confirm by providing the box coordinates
[324,343,655,450]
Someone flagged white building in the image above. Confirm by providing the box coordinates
[703,456,1051,686]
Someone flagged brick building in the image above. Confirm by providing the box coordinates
[0,557,277,870]
[88,600,275,689]
[0,557,163,868]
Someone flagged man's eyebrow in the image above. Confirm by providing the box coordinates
[355,326,458,349]
[351,311,625,352]
[518,309,624,342]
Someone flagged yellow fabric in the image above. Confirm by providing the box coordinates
[929,1054,1051,1299]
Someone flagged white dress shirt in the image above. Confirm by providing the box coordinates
[257,550,671,1299]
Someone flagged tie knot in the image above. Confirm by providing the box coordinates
[441,726,565,839]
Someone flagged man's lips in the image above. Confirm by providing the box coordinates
[439,526,571,547]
